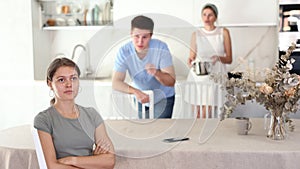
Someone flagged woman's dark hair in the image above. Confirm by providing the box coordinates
[202,3,218,18]
[47,57,81,105]
[131,15,154,33]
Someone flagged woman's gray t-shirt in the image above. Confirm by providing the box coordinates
[34,105,103,159]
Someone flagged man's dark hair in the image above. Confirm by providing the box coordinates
[131,15,154,32]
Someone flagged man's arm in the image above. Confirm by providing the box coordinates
[145,64,176,87]
[112,71,150,103]
[112,71,132,93]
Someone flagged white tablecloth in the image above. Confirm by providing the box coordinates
[1,119,300,169]
[106,118,300,169]
[0,125,38,169]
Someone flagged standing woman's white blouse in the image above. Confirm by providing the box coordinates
[185,27,226,106]
[195,27,226,72]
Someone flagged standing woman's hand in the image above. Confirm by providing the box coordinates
[211,55,220,65]
[187,57,195,67]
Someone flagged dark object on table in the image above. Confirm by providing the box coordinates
[163,137,190,143]
[228,72,243,79]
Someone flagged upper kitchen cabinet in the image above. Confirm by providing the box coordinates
[37,0,113,30]
[278,0,300,51]
[279,0,300,32]
[114,0,278,27]
[113,0,194,28]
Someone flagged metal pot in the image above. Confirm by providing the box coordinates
[192,61,212,76]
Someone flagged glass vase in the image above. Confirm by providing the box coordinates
[265,112,286,140]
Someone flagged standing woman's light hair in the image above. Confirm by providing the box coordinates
[46,57,81,105]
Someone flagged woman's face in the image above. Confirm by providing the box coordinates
[201,8,217,26]
[48,66,79,103]
[131,28,152,53]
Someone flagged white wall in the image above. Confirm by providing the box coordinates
[0,0,33,80]
[194,0,278,26]
[0,0,36,129]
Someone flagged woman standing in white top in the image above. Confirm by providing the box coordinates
[186,3,232,118]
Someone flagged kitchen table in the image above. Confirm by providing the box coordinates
[1,118,300,169]
[0,125,38,169]
[107,118,300,169]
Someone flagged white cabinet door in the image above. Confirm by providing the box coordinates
[114,0,194,26]
[115,0,278,26]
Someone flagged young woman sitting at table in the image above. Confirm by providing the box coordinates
[34,57,115,169]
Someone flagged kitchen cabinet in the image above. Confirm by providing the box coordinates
[278,0,300,51]
[37,0,113,30]
[278,1,300,75]
[279,1,300,32]
[113,0,194,27]
[115,0,278,27]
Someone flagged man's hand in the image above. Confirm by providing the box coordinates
[145,63,157,76]
[134,90,150,104]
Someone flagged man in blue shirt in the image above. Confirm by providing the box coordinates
[112,15,176,118]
